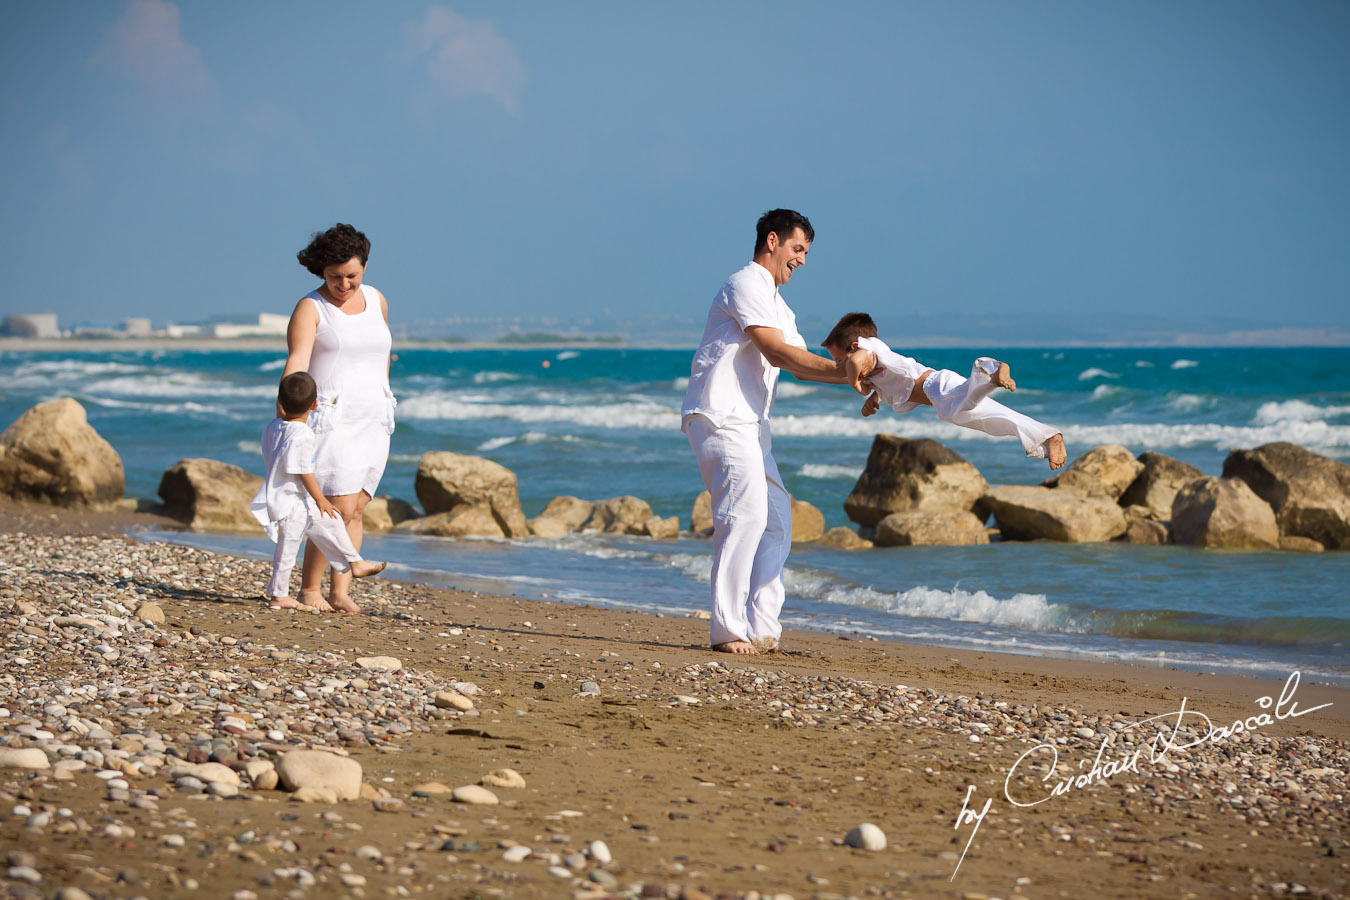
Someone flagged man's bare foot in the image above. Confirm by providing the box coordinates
[752,637,780,653]
[712,641,757,654]
[298,589,333,612]
[993,361,1016,391]
[267,595,300,609]
[1046,433,1067,470]
[351,560,386,579]
[329,595,361,613]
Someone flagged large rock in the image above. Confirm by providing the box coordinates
[528,496,594,535]
[1171,477,1279,550]
[691,491,713,536]
[1118,452,1206,519]
[0,398,124,506]
[818,526,873,551]
[276,750,363,801]
[362,495,417,533]
[158,459,263,532]
[396,505,507,538]
[790,498,825,542]
[982,485,1127,542]
[1223,442,1350,549]
[642,515,680,540]
[414,452,529,538]
[1043,445,1143,502]
[845,437,988,527]
[874,509,989,547]
[581,496,653,535]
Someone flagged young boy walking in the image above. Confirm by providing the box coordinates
[251,372,385,607]
[822,312,1067,469]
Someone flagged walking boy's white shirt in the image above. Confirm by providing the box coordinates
[856,336,1059,458]
[682,262,805,646]
[250,418,362,597]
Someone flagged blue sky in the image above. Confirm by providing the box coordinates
[3,1,1348,344]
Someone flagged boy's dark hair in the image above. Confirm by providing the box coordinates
[278,372,317,417]
[754,208,814,255]
[822,312,878,352]
[297,223,371,277]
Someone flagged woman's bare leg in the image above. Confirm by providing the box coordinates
[327,491,370,613]
[297,541,332,611]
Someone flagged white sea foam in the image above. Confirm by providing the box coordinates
[236,440,262,456]
[1091,384,1124,400]
[1060,420,1350,456]
[668,552,713,584]
[798,463,863,480]
[1170,359,1199,369]
[1134,360,1155,368]
[672,377,690,390]
[13,359,143,377]
[258,359,286,371]
[476,431,584,451]
[775,381,818,398]
[1078,367,1119,381]
[819,584,1064,630]
[397,392,679,430]
[84,396,233,417]
[472,371,523,384]
[555,350,580,360]
[1253,399,1350,426]
[86,373,274,399]
[1168,393,1211,414]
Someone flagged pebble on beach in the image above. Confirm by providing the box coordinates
[276,750,364,801]
[480,768,527,789]
[450,785,499,805]
[844,823,887,851]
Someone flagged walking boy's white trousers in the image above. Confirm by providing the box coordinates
[685,415,790,647]
[267,504,362,597]
[925,359,1059,458]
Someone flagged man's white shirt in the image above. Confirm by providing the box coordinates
[681,261,807,429]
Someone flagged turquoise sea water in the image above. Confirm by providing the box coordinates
[3,346,1348,682]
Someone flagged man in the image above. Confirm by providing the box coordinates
[681,209,847,654]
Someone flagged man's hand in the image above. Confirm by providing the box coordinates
[862,392,881,417]
[846,348,877,396]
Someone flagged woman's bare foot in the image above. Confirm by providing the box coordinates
[329,595,361,613]
[267,595,300,609]
[712,641,757,654]
[351,560,386,579]
[993,361,1016,391]
[298,589,333,612]
[1046,433,1067,470]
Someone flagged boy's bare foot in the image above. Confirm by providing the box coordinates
[351,560,386,579]
[712,640,757,655]
[298,589,333,612]
[1046,433,1067,470]
[993,361,1016,391]
[267,595,300,609]
[329,595,361,613]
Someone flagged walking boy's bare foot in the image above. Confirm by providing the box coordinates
[713,641,757,654]
[329,595,361,613]
[351,560,386,579]
[993,361,1016,391]
[1046,433,1067,470]
[298,589,333,612]
[267,595,300,609]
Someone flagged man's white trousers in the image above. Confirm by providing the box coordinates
[685,414,790,646]
[925,359,1059,458]
[267,504,361,597]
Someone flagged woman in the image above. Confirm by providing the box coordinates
[281,223,395,612]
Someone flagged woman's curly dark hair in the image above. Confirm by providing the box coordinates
[296,223,371,277]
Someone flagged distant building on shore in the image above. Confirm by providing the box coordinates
[2,313,60,338]
[206,312,289,339]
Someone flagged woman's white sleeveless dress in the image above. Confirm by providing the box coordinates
[304,284,394,498]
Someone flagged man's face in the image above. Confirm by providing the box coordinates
[764,227,810,287]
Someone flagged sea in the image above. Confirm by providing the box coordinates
[3,345,1348,684]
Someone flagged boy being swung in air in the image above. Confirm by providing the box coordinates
[821,313,1068,469]
[250,372,386,608]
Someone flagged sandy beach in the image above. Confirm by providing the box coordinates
[1,498,1347,900]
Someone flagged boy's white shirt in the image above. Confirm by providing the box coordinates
[250,418,316,540]
[856,336,930,413]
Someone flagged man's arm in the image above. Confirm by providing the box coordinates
[844,348,878,395]
[744,326,848,384]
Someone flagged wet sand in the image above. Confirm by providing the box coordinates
[1,497,1347,900]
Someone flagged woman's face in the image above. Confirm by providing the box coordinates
[322,256,365,303]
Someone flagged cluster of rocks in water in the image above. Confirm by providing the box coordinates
[4,397,1349,553]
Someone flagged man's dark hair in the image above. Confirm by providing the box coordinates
[822,312,878,352]
[754,209,814,255]
[297,223,371,277]
[278,371,318,418]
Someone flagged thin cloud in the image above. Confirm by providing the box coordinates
[89,0,213,103]
[407,5,526,115]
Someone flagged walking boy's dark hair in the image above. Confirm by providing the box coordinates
[822,312,878,352]
[278,372,317,418]
[754,208,815,255]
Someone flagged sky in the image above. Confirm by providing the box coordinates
[3,1,1349,345]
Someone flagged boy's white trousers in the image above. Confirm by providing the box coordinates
[685,415,790,647]
[925,359,1059,458]
[267,504,362,597]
